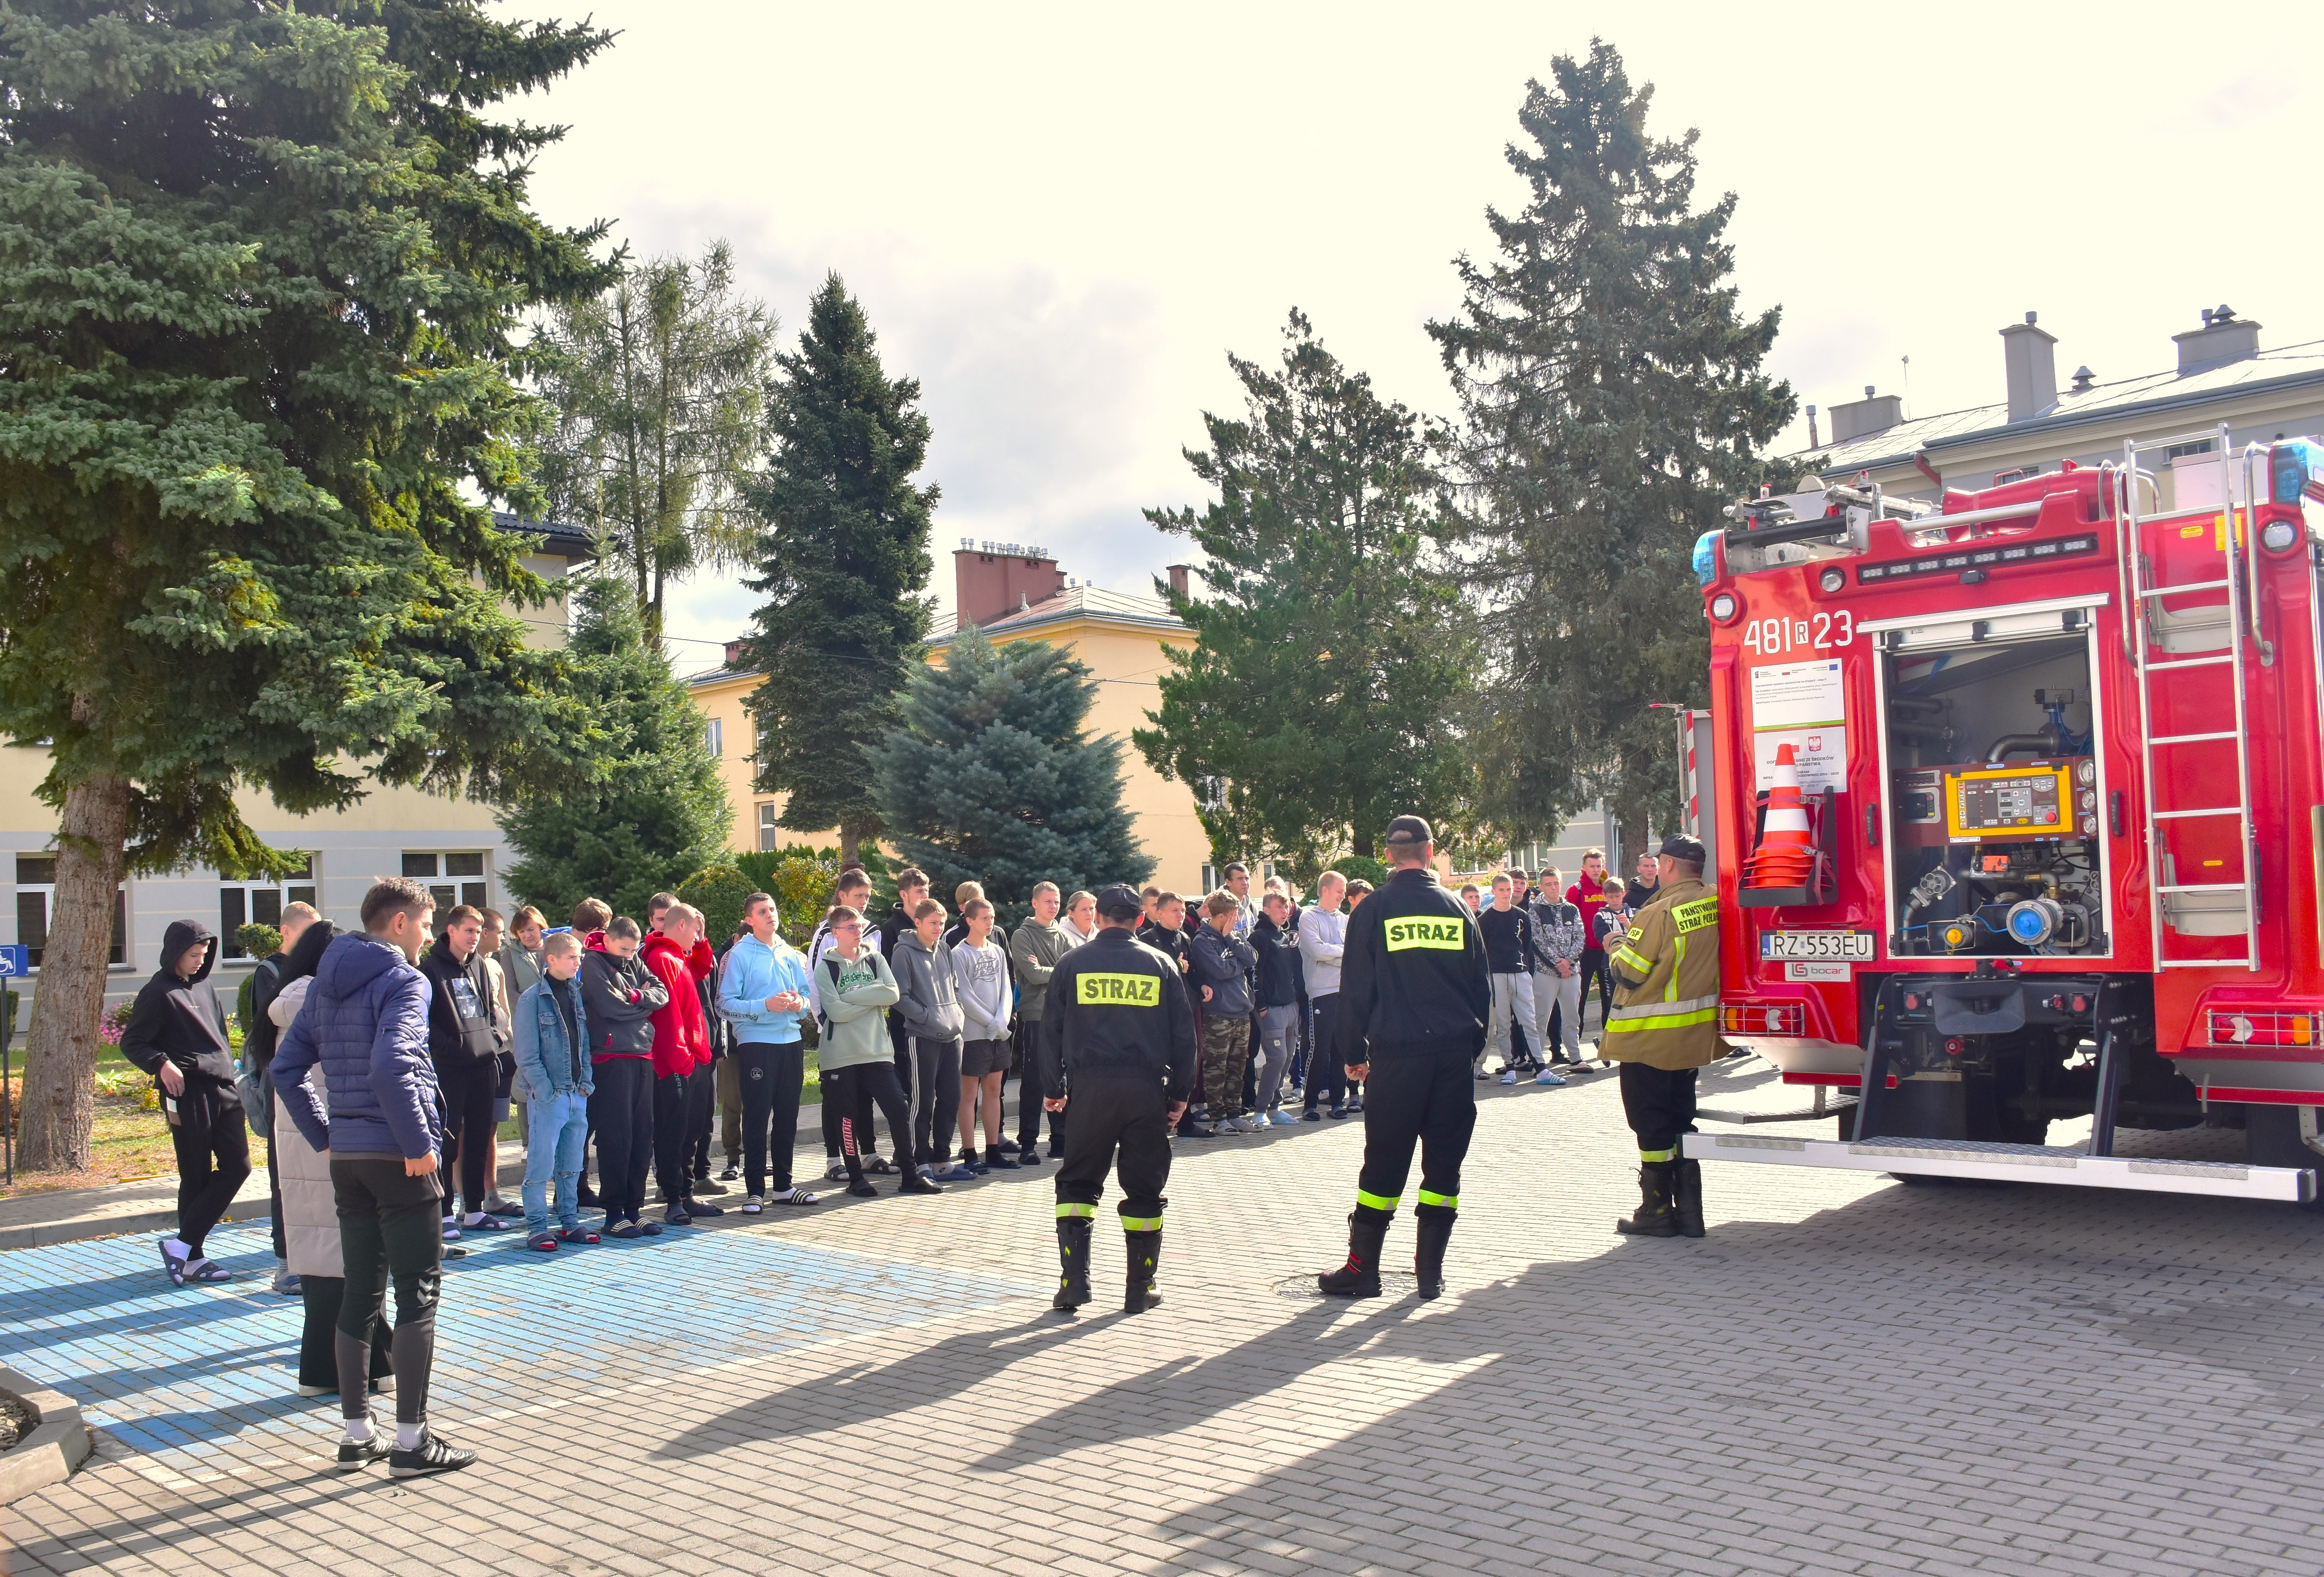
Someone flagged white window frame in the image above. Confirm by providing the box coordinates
[707,716,724,756]
[756,803,778,853]
[220,857,318,958]
[401,850,491,916]
[14,855,126,970]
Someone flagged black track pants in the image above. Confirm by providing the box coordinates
[1016,1019,1052,1150]
[736,1039,805,1196]
[829,1061,914,1183]
[1618,1061,1700,1157]
[1302,996,1346,1111]
[330,1156,443,1427]
[1353,1050,1477,1213]
[1053,1076,1172,1224]
[653,1068,697,1207]
[164,1082,251,1259]
[437,1054,498,1216]
[588,1058,656,1222]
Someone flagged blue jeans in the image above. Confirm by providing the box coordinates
[522,1088,591,1238]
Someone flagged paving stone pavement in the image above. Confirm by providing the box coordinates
[7,1059,2324,1576]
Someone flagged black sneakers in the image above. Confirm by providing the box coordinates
[335,1434,392,1472]
[388,1431,478,1479]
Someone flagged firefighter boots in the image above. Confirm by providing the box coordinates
[1123,1227,1162,1314]
[1616,1162,1680,1237]
[1412,1205,1455,1301]
[1672,1157,1706,1239]
[1317,1206,1390,1297]
[1052,1215,1093,1312]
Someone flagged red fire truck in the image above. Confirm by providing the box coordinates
[1682,423,2324,1205]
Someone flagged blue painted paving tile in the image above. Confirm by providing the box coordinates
[1,1218,1036,1475]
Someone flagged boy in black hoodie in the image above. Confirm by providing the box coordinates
[122,919,250,1286]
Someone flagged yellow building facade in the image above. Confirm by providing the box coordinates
[686,578,1209,895]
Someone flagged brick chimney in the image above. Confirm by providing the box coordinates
[1167,564,1191,600]
[723,638,749,670]
[952,538,1065,630]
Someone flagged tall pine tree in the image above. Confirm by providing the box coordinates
[499,578,730,923]
[1135,310,1474,874]
[739,275,934,861]
[869,625,1152,924]
[1429,40,1794,853]
[0,0,614,1170]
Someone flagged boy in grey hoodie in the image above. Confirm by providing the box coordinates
[949,897,1017,1173]
[893,899,972,1181]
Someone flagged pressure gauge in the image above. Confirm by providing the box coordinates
[2074,759,2097,785]
[2080,814,2100,837]
[2078,789,2097,811]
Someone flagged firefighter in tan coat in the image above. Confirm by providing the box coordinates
[1603,833,1721,1239]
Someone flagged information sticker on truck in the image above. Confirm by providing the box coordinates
[1759,930,1874,962]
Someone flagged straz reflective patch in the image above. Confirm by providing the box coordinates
[1384,916,1468,952]
[1675,897,1719,933]
[1077,971,1159,1006]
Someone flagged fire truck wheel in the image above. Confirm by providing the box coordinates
[2242,1106,2324,1213]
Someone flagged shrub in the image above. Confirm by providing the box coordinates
[1329,854,1387,889]
[678,864,754,949]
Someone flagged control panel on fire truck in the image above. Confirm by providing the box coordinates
[1946,761,2078,840]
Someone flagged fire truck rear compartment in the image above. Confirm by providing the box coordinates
[1882,634,2108,958]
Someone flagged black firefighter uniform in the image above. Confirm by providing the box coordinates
[1602,874,1721,1238]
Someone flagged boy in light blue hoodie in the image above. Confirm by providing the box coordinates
[716,892,816,1207]
[512,932,595,1249]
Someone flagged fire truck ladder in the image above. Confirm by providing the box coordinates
[2123,422,2261,972]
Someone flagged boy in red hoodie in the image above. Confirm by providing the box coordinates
[642,903,720,1226]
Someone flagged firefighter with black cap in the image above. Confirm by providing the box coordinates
[1317,814,1491,1301]
[1603,832,1721,1239]
[1041,884,1198,1315]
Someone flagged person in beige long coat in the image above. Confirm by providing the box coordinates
[269,921,394,1398]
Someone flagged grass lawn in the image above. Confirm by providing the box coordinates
[0,1047,271,1201]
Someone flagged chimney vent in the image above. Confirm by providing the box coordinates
[1806,404,1819,448]
[952,542,1065,630]
[1828,388,1904,445]
[2173,305,2261,375]
[2070,365,2095,394]
[1999,314,2059,422]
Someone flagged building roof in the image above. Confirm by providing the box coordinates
[492,511,597,561]
[684,581,1189,687]
[1798,338,2324,475]
[928,582,1188,649]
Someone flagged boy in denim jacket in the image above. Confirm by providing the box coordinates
[513,932,596,1249]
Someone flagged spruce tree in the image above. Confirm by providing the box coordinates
[1429,40,1794,852]
[500,579,731,923]
[868,625,1153,924]
[1135,310,1474,874]
[739,275,935,861]
[0,0,614,1170]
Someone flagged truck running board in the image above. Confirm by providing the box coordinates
[1683,1132,2316,1203]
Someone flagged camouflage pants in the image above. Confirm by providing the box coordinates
[1202,1014,1251,1118]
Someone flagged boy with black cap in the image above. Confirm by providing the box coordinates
[1316,816,1490,1302]
[1040,884,1197,1315]
[1603,832,1721,1239]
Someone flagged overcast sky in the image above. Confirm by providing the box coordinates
[502,0,2324,670]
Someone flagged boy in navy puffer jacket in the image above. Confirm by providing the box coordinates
[272,876,476,1480]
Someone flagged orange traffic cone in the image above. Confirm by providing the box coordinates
[1746,743,1814,889]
